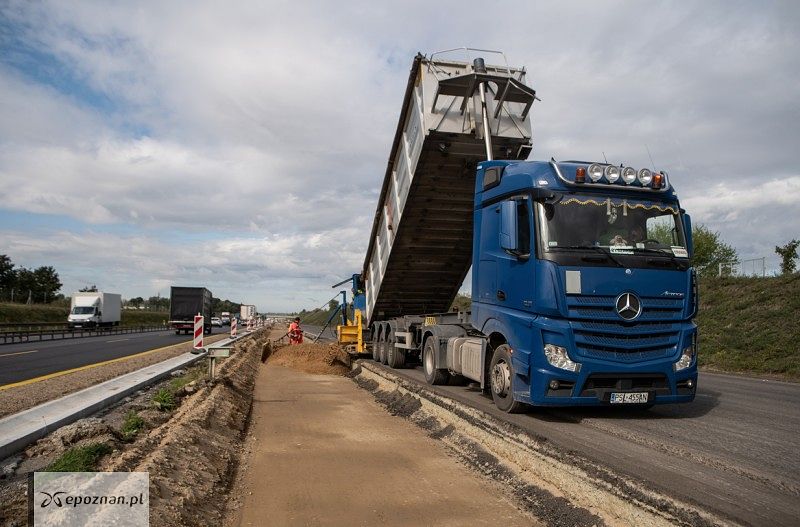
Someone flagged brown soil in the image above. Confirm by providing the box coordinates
[98,334,264,526]
[0,333,229,418]
[263,340,351,376]
[0,330,269,527]
[224,361,538,527]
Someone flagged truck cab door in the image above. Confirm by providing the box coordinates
[497,197,535,311]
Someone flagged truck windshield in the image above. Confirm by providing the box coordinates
[72,306,95,315]
[536,194,688,259]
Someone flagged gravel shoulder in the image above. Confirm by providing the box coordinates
[225,343,539,527]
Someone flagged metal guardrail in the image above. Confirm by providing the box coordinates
[0,325,170,345]
[0,322,71,330]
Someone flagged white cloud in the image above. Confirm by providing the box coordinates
[1,0,799,307]
[0,226,364,311]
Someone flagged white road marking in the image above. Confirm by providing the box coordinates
[106,338,130,343]
[0,349,39,358]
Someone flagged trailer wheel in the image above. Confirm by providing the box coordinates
[489,344,527,413]
[379,336,389,364]
[372,334,382,362]
[386,340,406,369]
[423,338,449,385]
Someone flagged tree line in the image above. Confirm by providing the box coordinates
[1,255,245,312]
[0,254,62,303]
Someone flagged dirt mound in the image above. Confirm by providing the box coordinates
[98,334,264,527]
[265,341,350,376]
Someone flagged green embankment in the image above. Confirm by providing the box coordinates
[0,303,169,327]
[697,274,799,380]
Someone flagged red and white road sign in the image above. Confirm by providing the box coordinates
[231,317,238,338]
[247,318,253,331]
[193,315,204,350]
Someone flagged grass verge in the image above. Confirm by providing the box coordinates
[47,443,112,472]
[120,410,146,441]
[0,302,168,327]
[152,388,176,411]
[697,274,800,379]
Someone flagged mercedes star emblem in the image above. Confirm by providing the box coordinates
[615,292,642,320]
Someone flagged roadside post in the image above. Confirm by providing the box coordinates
[207,346,230,379]
[193,314,204,350]
[231,318,238,338]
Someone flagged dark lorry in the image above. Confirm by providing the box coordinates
[169,286,213,335]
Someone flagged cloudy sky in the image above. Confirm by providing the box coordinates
[1,1,798,311]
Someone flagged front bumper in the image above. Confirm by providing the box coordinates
[521,316,698,406]
[527,363,697,406]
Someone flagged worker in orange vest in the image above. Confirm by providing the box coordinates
[288,317,303,345]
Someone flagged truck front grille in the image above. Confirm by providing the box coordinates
[564,294,684,363]
[567,294,684,322]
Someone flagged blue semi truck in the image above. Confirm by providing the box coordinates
[350,49,697,412]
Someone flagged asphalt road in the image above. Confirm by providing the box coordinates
[374,363,800,526]
[0,328,232,387]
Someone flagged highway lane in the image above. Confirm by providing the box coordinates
[0,328,231,387]
[374,363,800,526]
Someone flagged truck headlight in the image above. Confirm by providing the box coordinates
[674,345,695,371]
[544,344,581,372]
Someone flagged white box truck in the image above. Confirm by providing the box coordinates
[240,305,256,320]
[68,292,122,329]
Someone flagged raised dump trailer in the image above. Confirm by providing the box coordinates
[350,48,698,412]
[362,49,536,326]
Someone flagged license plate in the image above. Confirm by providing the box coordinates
[610,392,649,404]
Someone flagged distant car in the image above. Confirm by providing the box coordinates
[211,317,223,327]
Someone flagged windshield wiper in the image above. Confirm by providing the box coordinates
[631,247,689,270]
[553,245,627,268]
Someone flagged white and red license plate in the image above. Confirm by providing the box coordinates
[610,392,649,404]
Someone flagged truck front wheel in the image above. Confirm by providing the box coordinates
[489,344,527,413]
[423,338,449,385]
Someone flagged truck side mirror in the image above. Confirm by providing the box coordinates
[500,200,519,252]
[683,213,693,257]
